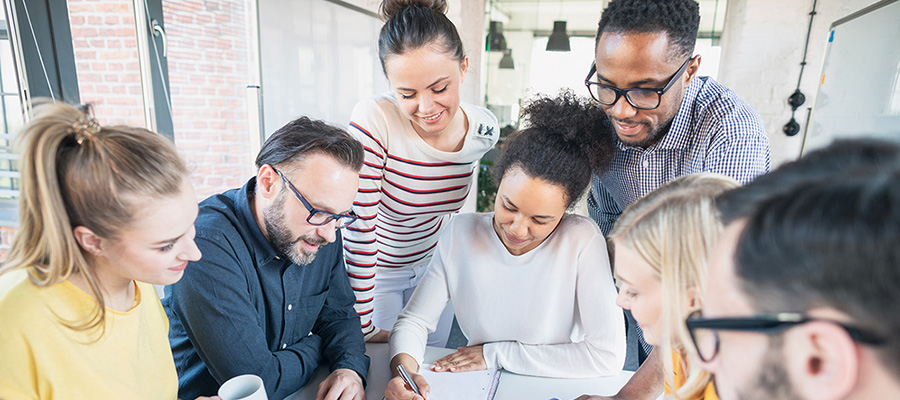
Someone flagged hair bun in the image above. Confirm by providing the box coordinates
[519,90,617,174]
[379,0,448,21]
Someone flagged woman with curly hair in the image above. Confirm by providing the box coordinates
[384,92,625,400]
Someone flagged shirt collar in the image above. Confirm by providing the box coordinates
[235,177,282,265]
[656,76,705,150]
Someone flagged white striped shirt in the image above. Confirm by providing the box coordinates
[342,93,498,338]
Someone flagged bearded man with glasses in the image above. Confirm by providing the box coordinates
[164,117,369,400]
[583,0,771,377]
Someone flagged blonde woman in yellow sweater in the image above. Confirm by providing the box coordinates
[0,100,209,399]
[577,173,737,400]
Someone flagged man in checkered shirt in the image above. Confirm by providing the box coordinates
[583,0,770,376]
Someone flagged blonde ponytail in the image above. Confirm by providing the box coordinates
[1,99,187,334]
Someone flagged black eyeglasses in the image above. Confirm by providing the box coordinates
[685,311,886,363]
[273,168,359,229]
[584,55,697,110]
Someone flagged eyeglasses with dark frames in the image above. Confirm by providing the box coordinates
[685,311,886,363]
[584,55,697,110]
[273,167,359,229]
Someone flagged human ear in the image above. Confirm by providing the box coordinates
[73,226,104,256]
[785,321,858,400]
[256,164,280,200]
[459,56,469,82]
[684,54,702,85]
[685,286,702,313]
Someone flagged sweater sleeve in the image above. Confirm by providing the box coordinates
[343,99,389,340]
[388,230,452,364]
[481,231,626,377]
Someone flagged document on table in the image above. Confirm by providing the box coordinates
[385,364,501,400]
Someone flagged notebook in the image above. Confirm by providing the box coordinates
[386,364,501,400]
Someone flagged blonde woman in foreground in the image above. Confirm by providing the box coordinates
[577,173,738,400]
[0,100,210,399]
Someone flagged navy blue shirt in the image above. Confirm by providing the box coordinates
[163,178,369,399]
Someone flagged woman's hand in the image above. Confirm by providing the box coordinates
[384,372,430,400]
[386,353,431,400]
[430,345,487,372]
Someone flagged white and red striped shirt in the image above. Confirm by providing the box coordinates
[342,93,498,339]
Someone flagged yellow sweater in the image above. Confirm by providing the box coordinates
[0,270,177,399]
[665,350,719,400]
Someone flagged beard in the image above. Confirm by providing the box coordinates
[263,191,328,266]
[730,335,803,400]
[609,114,675,148]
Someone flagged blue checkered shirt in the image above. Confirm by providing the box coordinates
[589,76,771,235]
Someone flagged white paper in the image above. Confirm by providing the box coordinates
[417,364,500,400]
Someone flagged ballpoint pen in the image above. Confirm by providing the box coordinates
[397,364,422,396]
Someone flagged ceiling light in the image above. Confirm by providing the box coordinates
[499,49,515,69]
[546,21,570,52]
[487,21,507,52]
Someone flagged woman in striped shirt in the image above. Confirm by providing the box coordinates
[343,0,499,343]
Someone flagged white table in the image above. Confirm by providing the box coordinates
[286,343,639,400]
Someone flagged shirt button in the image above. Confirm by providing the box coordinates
[642,159,650,168]
[282,343,287,349]
[288,304,293,311]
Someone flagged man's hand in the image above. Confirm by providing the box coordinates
[316,368,364,400]
[430,345,486,372]
[573,396,617,400]
[367,328,390,343]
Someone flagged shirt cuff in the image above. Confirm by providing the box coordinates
[363,326,382,342]
[481,342,500,369]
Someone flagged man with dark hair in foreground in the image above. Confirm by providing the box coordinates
[692,140,900,399]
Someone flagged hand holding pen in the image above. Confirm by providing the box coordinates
[385,355,430,400]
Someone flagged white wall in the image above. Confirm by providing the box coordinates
[448,0,487,105]
[717,0,878,166]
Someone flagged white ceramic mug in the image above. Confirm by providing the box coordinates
[218,374,267,400]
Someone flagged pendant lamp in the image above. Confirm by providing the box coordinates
[546,21,571,52]
[499,49,515,69]
[486,21,507,52]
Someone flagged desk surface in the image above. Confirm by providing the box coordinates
[286,343,637,400]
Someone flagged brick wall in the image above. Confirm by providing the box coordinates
[163,0,254,198]
[0,226,14,260]
[69,0,145,127]
[0,1,255,260]
[68,0,254,199]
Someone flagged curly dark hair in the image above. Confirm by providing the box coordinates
[493,91,617,209]
[595,0,700,61]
